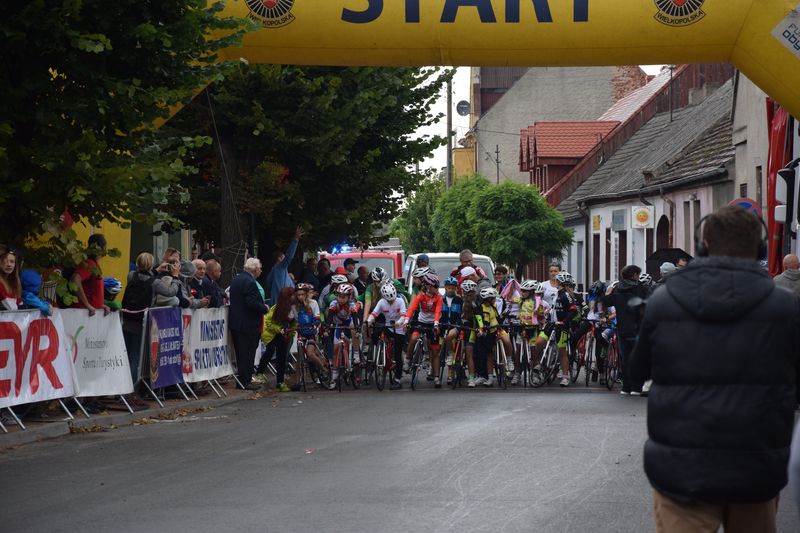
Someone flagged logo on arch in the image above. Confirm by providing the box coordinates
[245,0,296,28]
[654,0,706,27]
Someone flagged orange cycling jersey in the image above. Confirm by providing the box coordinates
[405,292,443,325]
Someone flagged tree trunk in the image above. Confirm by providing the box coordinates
[218,137,245,288]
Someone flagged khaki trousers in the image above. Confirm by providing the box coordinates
[653,491,778,533]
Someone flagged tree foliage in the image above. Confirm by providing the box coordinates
[163,66,452,256]
[393,176,573,272]
[0,1,247,265]
[470,181,573,273]
[391,176,444,254]
[431,175,491,251]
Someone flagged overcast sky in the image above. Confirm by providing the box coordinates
[418,65,665,173]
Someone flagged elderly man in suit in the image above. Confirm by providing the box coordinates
[229,258,268,390]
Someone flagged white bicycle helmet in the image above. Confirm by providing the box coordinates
[610,280,620,290]
[412,266,431,278]
[639,273,653,286]
[520,279,538,292]
[335,284,354,296]
[370,267,388,283]
[380,282,397,301]
[331,274,348,285]
[480,287,499,300]
[460,280,478,293]
[533,282,545,294]
[555,272,572,285]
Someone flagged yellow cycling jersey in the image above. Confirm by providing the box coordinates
[481,303,500,329]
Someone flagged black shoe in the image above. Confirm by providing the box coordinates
[239,383,262,391]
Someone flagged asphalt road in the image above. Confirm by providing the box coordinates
[2,385,799,533]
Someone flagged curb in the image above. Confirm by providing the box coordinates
[2,389,258,449]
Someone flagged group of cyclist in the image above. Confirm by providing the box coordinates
[279,260,657,393]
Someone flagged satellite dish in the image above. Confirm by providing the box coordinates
[456,100,470,117]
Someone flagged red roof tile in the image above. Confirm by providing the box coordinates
[529,121,619,159]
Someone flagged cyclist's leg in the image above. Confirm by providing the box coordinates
[558,328,570,383]
[392,331,405,381]
[429,334,442,382]
[405,330,420,367]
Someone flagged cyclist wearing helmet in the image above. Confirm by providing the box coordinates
[512,280,550,385]
[324,283,363,390]
[541,263,562,321]
[411,266,433,296]
[400,272,444,387]
[459,280,485,387]
[320,273,356,317]
[531,272,578,387]
[475,286,504,387]
[367,282,408,390]
[290,283,328,388]
[360,267,411,363]
[441,276,464,384]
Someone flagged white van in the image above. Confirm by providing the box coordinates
[403,253,495,295]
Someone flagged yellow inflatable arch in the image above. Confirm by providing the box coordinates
[220,0,800,117]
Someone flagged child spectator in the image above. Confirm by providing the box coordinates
[20,269,52,315]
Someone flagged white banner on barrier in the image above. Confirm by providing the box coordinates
[60,310,134,398]
[181,308,235,383]
[0,310,75,409]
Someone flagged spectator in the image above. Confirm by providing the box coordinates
[493,265,509,293]
[300,258,319,289]
[71,234,110,316]
[0,245,21,310]
[630,206,799,532]
[255,287,296,392]
[200,250,219,263]
[162,247,180,264]
[20,270,52,315]
[344,258,359,282]
[204,259,225,307]
[658,262,676,282]
[266,226,304,305]
[152,259,182,307]
[460,266,491,294]
[229,258,268,390]
[316,258,332,293]
[103,277,123,311]
[791,424,800,514]
[353,265,369,294]
[188,259,207,299]
[605,264,648,395]
[451,249,488,280]
[121,252,156,410]
[417,254,430,270]
[676,257,689,269]
[774,254,800,297]
[179,261,208,309]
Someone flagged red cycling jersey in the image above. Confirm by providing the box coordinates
[405,292,443,325]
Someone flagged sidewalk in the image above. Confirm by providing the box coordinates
[1,380,269,449]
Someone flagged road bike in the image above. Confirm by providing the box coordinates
[604,328,620,391]
[449,325,474,389]
[371,322,399,392]
[531,322,565,388]
[516,324,540,388]
[295,329,330,392]
[328,326,360,393]
[407,322,436,391]
[491,325,510,390]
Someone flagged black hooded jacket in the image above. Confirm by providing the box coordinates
[631,257,800,503]
[604,279,648,339]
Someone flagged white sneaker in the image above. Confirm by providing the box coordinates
[446,376,453,385]
[328,381,337,390]
[556,371,563,379]
[630,391,642,396]
[402,361,410,373]
[642,380,652,394]
[620,390,630,396]
[511,373,520,386]
[484,376,495,387]
[468,376,477,388]
[434,377,441,389]
[559,377,570,387]
[473,376,487,387]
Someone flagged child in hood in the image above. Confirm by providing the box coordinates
[20,269,53,316]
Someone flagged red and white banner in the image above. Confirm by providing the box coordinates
[60,310,134,398]
[0,310,75,409]
[181,308,235,383]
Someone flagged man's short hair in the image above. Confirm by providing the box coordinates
[621,265,642,280]
[272,250,284,264]
[318,258,330,267]
[459,249,473,262]
[703,206,763,259]
[205,259,221,273]
[549,262,561,270]
[244,258,262,272]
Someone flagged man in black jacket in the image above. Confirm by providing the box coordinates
[229,258,268,390]
[605,264,649,395]
[631,206,799,532]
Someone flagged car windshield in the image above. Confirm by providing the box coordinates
[427,257,493,279]
[327,257,395,275]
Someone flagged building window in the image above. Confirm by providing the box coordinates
[756,166,763,207]
[684,201,692,252]
[740,183,748,198]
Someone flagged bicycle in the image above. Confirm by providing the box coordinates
[407,322,436,391]
[604,328,620,391]
[531,322,565,388]
[371,322,398,392]
[490,324,510,390]
[328,326,360,392]
[449,325,474,390]
[295,328,331,392]
[516,324,539,389]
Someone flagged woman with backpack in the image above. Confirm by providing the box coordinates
[121,252,157,410]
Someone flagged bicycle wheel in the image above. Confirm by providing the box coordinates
[375,340,387,391]
[569,343,580,383]
[410,340,423,391]
[519,342,530,389]
[335,343,344,393]
[544,341,560,385]
[605,343,619,391]
[349,342,361,390]
[495,342,507,390]
[584,336,595,388]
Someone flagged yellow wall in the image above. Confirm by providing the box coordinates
[453,146,476,179]
[74,221,131,290]
[220,0,800,119]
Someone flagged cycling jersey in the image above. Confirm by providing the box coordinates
[291,300,320,338]
[518,296,550,326]
[327,300,361,327]
[441,295,463,327]
[481,302,501,330]
[359,280,411,309]
[405,292,443,325]
[554,289,578,323]
[369,298,407,334]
